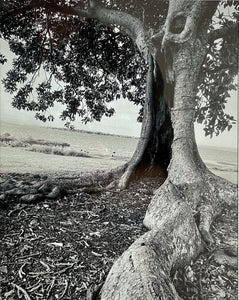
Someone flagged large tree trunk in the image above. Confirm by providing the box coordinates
[95,1,237,299]
[99,50,237,299]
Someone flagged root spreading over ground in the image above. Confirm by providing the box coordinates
[0,173,237,299]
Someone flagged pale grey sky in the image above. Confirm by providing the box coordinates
[0,39,238,149]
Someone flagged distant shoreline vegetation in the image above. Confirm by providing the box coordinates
[46,126,139,140]
[0,132,70,148]
[0,133,90,158]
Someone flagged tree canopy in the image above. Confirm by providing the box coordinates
[0,0,238,135]
[0,2,238,299]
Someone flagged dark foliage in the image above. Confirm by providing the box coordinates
[0,0,147,125]
[0,0,238,135]
[195,1,238,137]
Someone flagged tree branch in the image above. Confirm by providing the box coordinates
[90,6,144,39]
[208,23,238,43]
[2,0,150,57]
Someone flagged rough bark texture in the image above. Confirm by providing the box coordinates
[21,0,237,298]
[97,1,238,299]
[101,202,203,300]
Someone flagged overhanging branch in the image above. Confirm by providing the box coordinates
[2,0,150,57]
[76,3,149,55]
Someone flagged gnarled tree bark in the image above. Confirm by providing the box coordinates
[13,0,237,298]
[93,1,238,299]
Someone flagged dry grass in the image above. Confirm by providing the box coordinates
[0,133,70,148]
[22,136,70,148]
[0,132,89,158]
[0,133,15,143]
[28,145,90,158]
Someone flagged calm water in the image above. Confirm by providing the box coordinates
[0,121,237,184]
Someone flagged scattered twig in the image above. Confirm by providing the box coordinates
[29,236,44,242]
[19,228,24,236]
[28,271,50,276]
[11,283,31,300]
[58,262,77,274]
[59,279,68,299]
[27,280,41,292]
[27,283,42,293]
[40,260,51,272]
[198,269,203,300]
[8,207,23,216]
[16,252,41,260]
[92,251,102,257]
[46,277,56,299]
[18,263,26,279]
[18,209,27,217]
[33,292,44,297]
[220,274,234,286]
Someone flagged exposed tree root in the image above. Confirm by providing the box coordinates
[48,164,129,194]
[145,171,237,243]
[198,204,218,246]
[62,162,167,195]
[214,249,238,269]
[72,180,118,194]
[98,168,237,299]
[100,201,203,299]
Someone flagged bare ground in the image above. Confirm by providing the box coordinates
[0,173,237,300]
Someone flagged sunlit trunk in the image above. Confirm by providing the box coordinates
[168,47,207,185]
